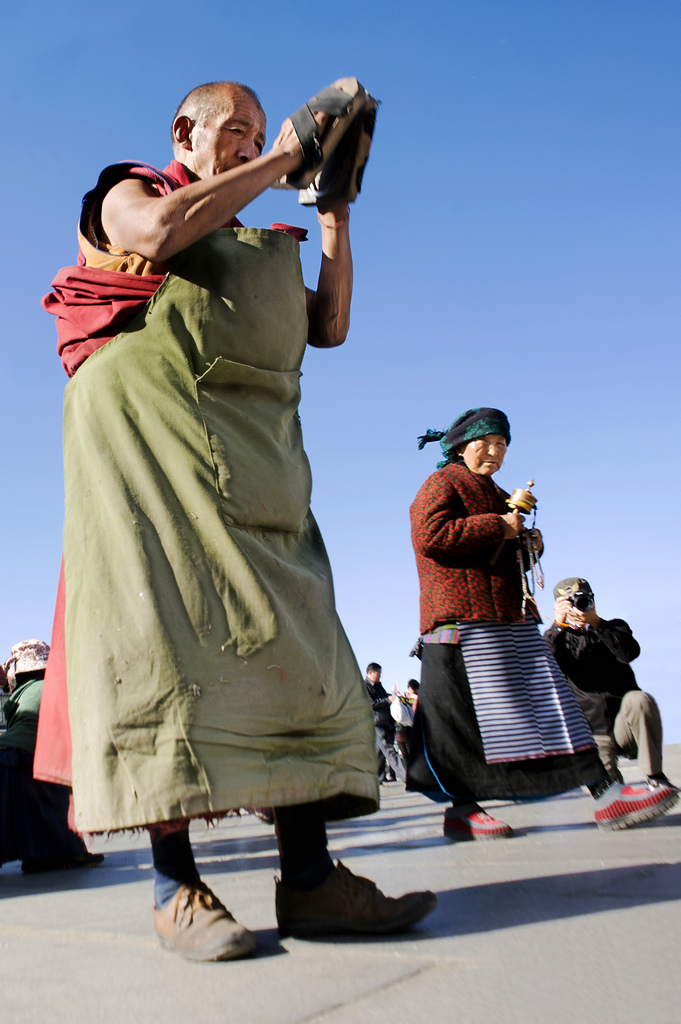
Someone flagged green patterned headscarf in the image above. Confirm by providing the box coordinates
[417,407,511,467]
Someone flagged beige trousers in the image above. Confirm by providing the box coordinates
[594,691,663,783]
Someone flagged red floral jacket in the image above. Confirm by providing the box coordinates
[410,463,525,632]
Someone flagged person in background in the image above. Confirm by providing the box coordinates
[0,640,103,874]
[545,578,678,807]
[394,680,419,764]
[364,663,406,783]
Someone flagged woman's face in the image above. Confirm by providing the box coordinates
[460,434,508,476]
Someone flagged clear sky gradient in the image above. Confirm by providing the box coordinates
[2,1,680,737]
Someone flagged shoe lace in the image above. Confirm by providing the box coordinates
[335,862,380,908]
[175,883,228,927]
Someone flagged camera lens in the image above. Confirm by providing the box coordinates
[573,593,593,612]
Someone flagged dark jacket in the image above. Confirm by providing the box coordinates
[364,678,394,731]
[544,618,640,734]
[0,676,44,755]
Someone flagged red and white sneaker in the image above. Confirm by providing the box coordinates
[593,781,679,831]
[443,804,513,841]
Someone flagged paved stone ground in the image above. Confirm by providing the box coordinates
[2,747,680,1024]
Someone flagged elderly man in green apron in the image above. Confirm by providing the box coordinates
[40,79,436,962]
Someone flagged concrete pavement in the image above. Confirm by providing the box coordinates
[2,746,680,1024]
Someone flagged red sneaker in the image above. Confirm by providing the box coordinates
[443,805,513,841]
[593,781,679,831]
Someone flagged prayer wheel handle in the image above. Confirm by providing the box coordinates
[489,480,537,566]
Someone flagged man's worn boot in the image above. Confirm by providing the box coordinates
[276,861,437,938]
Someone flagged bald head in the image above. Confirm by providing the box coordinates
[171,81,264,155]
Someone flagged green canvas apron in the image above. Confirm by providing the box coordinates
[62,228,378,832]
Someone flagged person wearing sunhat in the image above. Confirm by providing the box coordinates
[407,407,677,839]
[0,639,103,873]
[545,578,678,805]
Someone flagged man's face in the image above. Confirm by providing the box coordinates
[189,88,267,179]
[367,669,381,683]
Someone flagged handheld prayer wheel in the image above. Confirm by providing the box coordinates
[506,480,537,515]
[488,480,538,566]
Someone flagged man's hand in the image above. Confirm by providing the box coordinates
[555,595,601,628]
[271,107,334,169]
[554,596,571,624]
[568,607,601,628]
[500,510,525,538]
[270,117,305,164]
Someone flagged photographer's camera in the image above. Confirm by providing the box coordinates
[569,591,594,612]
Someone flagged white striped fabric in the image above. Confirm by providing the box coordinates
[457,621,595,765]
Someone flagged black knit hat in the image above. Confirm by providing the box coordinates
[417,407,511,466]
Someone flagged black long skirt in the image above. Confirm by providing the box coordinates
[0,748,89,865]
[407,643,606,801]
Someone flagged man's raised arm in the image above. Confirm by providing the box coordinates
[100,117,303,261]
[306,205,353,349]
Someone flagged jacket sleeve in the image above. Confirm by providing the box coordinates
[592,619,640,664]
[365,682,390,710]
[411,473,505,563]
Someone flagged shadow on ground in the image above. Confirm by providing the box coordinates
[427,860,681,937]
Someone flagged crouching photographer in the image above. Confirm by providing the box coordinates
[544,578,678,804]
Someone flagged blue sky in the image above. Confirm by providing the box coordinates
[2,1,680,737]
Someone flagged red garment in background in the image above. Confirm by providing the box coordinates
[33,561,71,785]
[34,161,308,786]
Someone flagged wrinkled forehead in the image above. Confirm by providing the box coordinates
[210,86,266,130]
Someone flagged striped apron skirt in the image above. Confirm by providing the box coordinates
[407,621,605,801]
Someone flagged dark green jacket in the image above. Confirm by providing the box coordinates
[0,677,43,755]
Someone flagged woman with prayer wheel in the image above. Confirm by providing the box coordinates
[407,407,675,838]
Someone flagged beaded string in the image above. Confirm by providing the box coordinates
[517,508,544,614]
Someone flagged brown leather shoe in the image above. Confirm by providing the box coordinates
[153,881,257,962]
[276,861,437,938]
